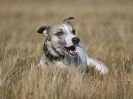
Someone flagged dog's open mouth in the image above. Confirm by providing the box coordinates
[64,46,77,56]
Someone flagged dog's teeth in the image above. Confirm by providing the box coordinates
[70,50,73,54]
[64,46,77,56]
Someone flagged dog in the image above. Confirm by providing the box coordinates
[37,17,109,75]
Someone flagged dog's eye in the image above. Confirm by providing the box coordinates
[56,31,64,36]
[72,29,75,35]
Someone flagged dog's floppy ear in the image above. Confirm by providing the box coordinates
[37,26,50,36]
[63,17,75,24]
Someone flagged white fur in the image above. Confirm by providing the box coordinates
[43,30,48,36]
[65,33,76,47]
[62,24,76,47]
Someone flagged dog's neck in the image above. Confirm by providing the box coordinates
[43,39,64,61]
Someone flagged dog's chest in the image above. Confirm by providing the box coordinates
[64,54,81,66]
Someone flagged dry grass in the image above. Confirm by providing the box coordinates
[0,0,133,99]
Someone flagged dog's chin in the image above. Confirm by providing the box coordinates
[63,45,78,56]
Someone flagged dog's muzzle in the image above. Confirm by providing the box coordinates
[63,37,80,56]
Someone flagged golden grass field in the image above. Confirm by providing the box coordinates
[0,0,133,99]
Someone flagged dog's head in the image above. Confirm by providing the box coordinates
[37,17,80,56]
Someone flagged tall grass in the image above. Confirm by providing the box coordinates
[0,0,133,99]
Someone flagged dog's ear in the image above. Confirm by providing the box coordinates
[37,26,50,36]
[63,17,75,24]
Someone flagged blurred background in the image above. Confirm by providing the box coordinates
[0,0,133,99]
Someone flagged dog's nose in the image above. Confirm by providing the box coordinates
[72,37,80,44]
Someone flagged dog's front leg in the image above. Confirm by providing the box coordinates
[38,55,49,68]
[86,55,109,74]
[55,62,67,68]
